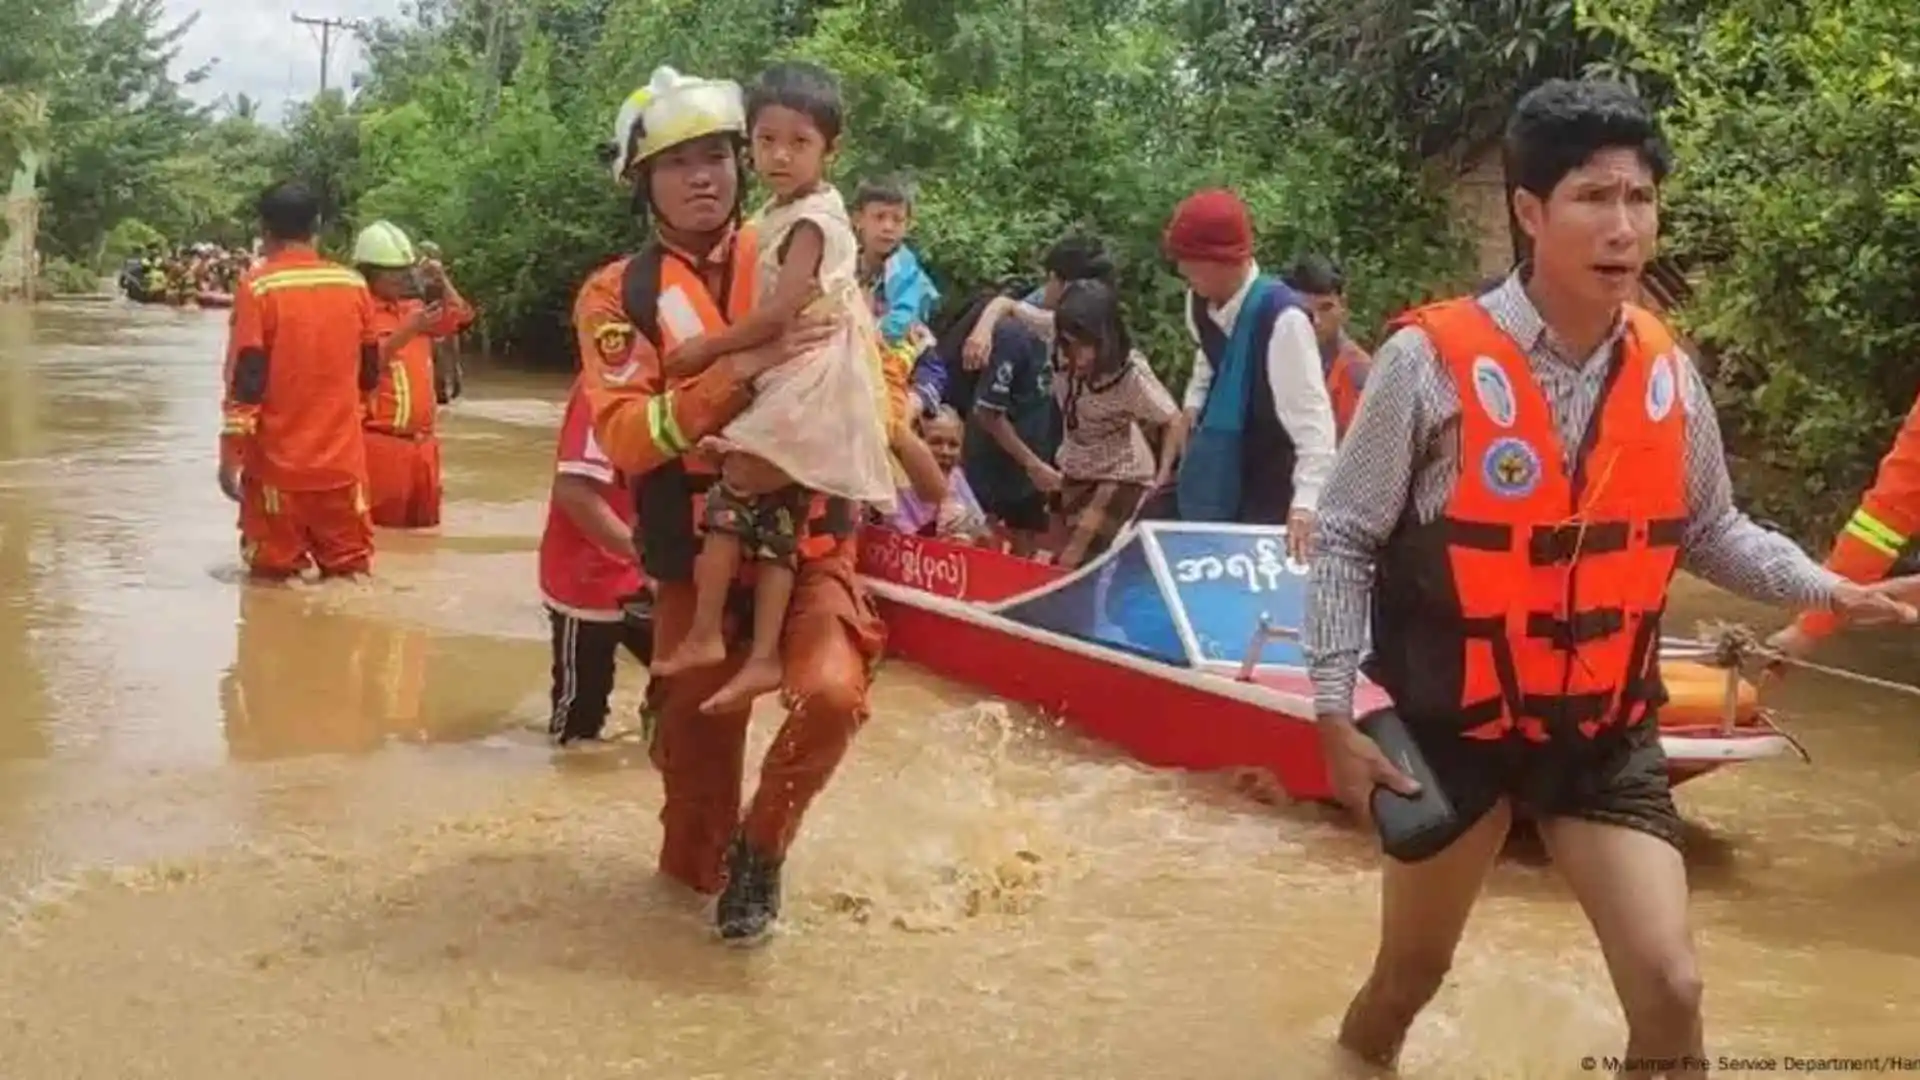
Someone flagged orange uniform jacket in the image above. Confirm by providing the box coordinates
[573,226,908,567]
[573,233,763,495]
[1797,393,1920,639]
[221,248,379,490]
[366,294,474,435]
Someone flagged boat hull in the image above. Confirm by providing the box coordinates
[873,579,1338,798]
[856,526,1792,802]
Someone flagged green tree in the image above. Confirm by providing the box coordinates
[273,90,362,246]
[317,0,1469,373]
[1587,0,1920,540]
[37,0,211,261]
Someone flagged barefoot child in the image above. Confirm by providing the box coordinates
[648,61,895,713]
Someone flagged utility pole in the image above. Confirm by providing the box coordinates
[479,0,507,123]
[291,13,367,95]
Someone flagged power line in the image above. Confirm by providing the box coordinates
[290,13,370,96]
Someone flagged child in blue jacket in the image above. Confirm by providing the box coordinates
[853,176,944,414]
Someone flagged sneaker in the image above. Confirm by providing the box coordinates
[715,833,782,946]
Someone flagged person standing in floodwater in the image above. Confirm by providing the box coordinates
[354,220,475,529]
[569,64,885,946]
[1304,79,1920,1078]
[219,181,380,580]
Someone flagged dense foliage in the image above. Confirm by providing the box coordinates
[1588,0,1920,537]
[320,0,1480,366]
[0,0,288,287]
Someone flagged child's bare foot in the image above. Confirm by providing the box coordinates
[652,631,727,677]
[700,656,784,714]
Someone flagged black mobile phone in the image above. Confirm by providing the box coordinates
[1356,708,1460,864]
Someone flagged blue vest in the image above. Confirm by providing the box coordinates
[1175,276,1301,523]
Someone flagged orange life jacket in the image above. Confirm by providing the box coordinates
[1323,338,1369,440]
[625,230,853,582]
[1365,298,1688,743]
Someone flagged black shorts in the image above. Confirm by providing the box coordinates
[1407,711,1683,853]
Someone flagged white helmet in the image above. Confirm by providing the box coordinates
[604,66,746,182]
[351,220,417,269]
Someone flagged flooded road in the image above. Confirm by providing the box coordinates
[1,300,1917,1079]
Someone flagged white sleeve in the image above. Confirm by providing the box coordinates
[1183,349,1213,412]
[1180,296,1211,412]
[1264,307,1338,513]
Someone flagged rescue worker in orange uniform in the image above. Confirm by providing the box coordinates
[355,220,474,529]
[1283,254,1371,440]
[1303,81,1920,1077]
[219,181,380,580]
[1768,391,1920,659]
[573,66,881,946]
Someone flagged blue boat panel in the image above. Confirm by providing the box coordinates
[1146,526,1310,667]
[999,533,1190,666]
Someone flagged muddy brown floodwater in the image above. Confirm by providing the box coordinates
[1,299,1917,1080]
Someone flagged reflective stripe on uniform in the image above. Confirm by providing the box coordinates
[222,414,256,436]
[248,268,366,296]
[646,393,689,455]
[389,359,413,432]
[263,485,282,515]
[1844,508,1905,557]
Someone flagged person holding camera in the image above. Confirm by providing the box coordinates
[353,220,475,529]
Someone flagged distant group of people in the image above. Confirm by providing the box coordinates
[210,51,1920,1080]
[121,243,252,303]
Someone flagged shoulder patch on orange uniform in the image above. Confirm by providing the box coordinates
[594,320,636,363]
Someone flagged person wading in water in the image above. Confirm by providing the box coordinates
[570,65,881,946]
[1304,79,1920,1077]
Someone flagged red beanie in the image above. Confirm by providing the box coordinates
[1163,188,1254,263]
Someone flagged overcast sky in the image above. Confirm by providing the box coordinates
[163,0,398,121]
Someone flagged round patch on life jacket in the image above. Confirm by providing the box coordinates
[1470,355,1517,428]
[1482,437,1542,499]
[1646,352,1677,422]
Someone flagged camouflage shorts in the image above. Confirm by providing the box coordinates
[702,482,808,567]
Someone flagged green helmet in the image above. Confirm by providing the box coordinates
[352,220,417,269]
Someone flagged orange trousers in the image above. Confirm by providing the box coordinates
[647,543,886,894]
[364,430,443,529]
[238,476,373,579]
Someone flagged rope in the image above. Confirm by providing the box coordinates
[1694,619,1920,699]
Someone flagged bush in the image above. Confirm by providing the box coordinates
[1591,0,1920,542]
[36,255,100,295]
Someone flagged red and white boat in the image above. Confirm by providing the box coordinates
[856,521,1798,802]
